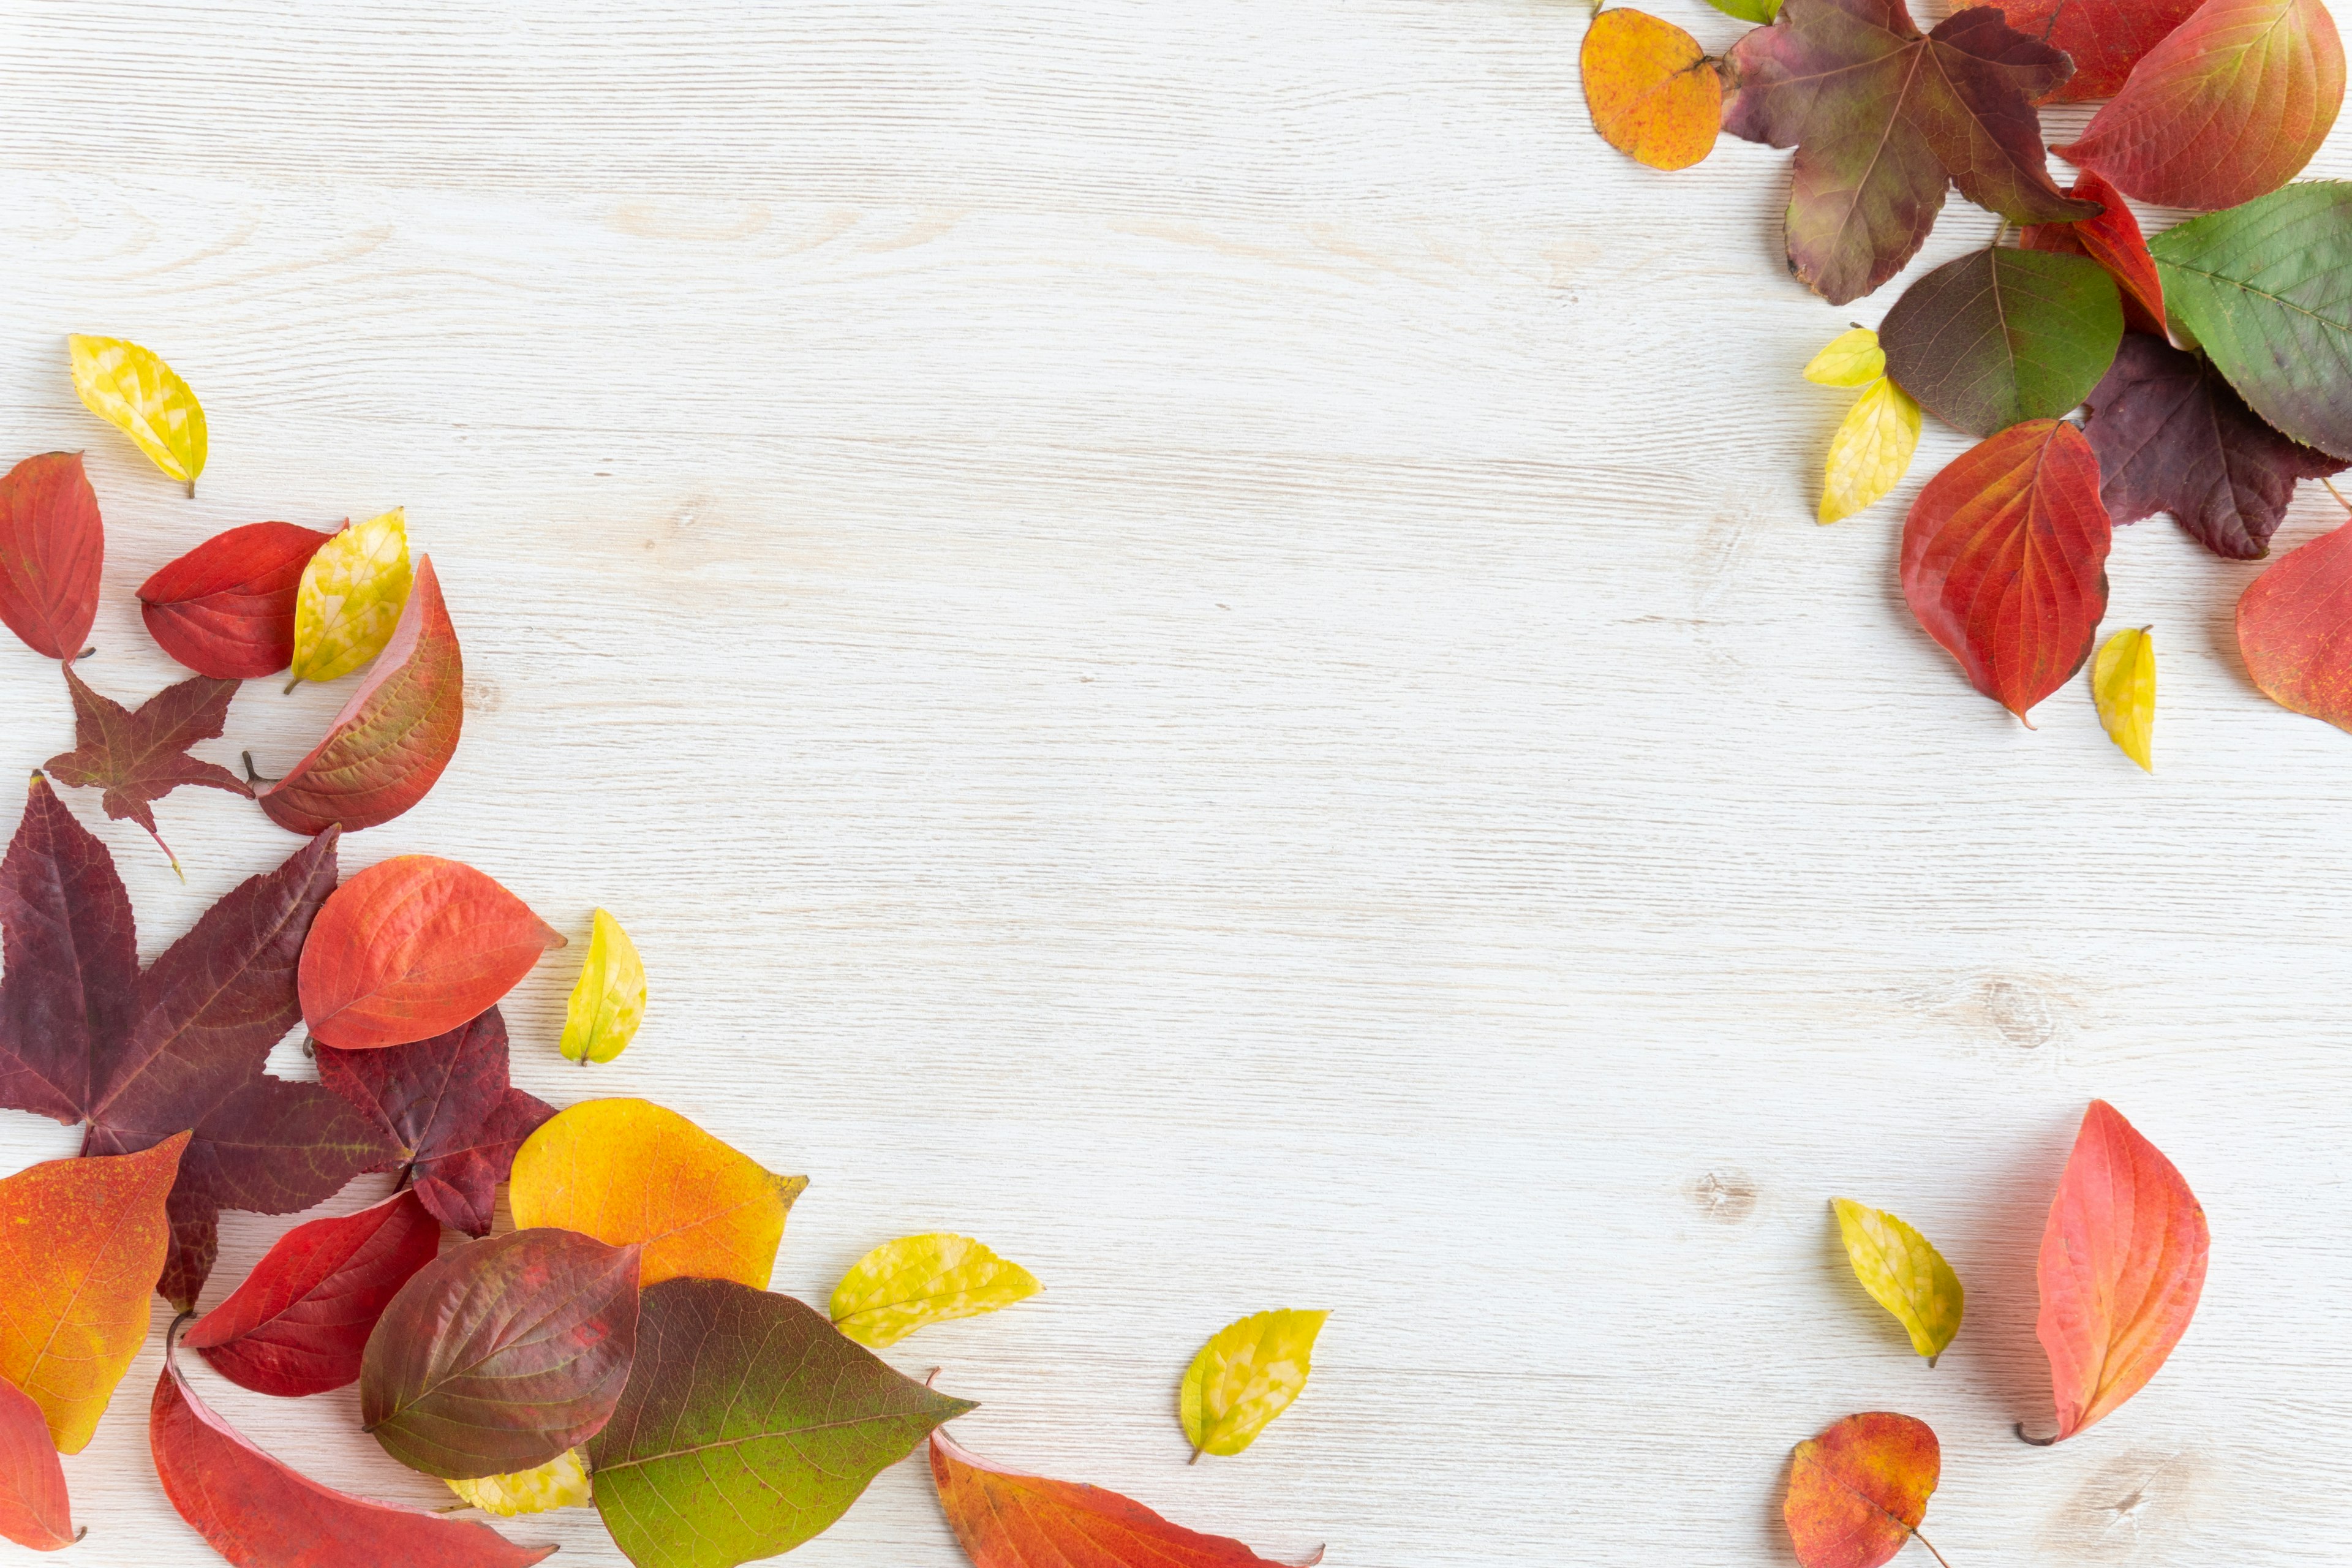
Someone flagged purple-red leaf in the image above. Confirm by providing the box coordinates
[139,521,337,679]
[1954,0,2203,99]
[0,453,102,663]
[2019,171,2166,337]
[0,1376,75,1551]
[44,663,252,872]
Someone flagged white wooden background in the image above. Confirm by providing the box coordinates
[3,1,2351,1564]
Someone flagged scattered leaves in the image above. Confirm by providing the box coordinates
[1784,1412,1941,1568]
[0,453,102,663]
[0,1377,75,1551]
[2238,513,2352,729]
[448,1451,592,1518]
[45,663,251,874]
[1182,1309,1328,1461]
[139,521,336,679]
[2093,627,2157,772]
[560,908,647,1066]
[1879,247,2123,438]
[1954,0,2203,99]
[2019,170,2166,337]
[1831,1199,1962,1363]
[829,1233,1041,1348]
[287,508,412,687]
[68,335,206,491]
[1581,10,1721,173]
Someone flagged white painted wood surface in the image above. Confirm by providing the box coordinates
[4,1,2351,1562]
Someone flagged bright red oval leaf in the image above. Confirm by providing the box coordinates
[1783,1412,1940,1568]
[930,1426,1322,1568]
[2055,0,2346,211]
[2032,1101,2209,1441]
[362,1229,640,1480]
[153,1327,555,1568]
[45,663,252,873]
[1901,419,2113,720]
[0,453,102,663]
[258,554,464,837]
[299,856,564,1052]
[2019,171,2166,337]
[0,1377,75,1552]
[2238,513,2352,729]
[139,521,337,679]
[1956,0,2203,98]
[183,1189,442,1398]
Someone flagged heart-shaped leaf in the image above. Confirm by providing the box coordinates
[0,1376,75,1551]
[2239,513,2352,730]
[1581,10,1721,173]
[69,336,206,491]
[0,453,102,663]
[1879,246,2122,437]
[140,521,337,679]
[1784,1412,1940,1568]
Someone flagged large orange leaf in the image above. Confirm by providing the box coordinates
[1581,10,1721,173]
[1782,1413,1942,1568]
[2239,513,2352,729]
[0,1378,74,1551]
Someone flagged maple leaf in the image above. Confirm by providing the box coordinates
[0,775,399,1308]
[43,663,252,876]
[1721,0,2094,306]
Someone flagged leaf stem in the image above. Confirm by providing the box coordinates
[2013,1421,2059,1447]
[1912,1527,1954,1568]
[185,480,196,500]
[240,751,281,787]
[1188,1444,1205,1466]
[2323,477,2352,516]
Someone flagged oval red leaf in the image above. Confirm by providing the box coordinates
[1782,1412,1939,1568]
[139,521,337,679]
[1901,419,2112,720]
[0,1376,75,1551]
[2238,514,2352,729]
[0,453,102,663]
[299,856,564,1051]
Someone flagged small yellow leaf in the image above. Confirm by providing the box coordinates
[447,1449,591,1516]
[288,508,413,687]
[1831,1197,1964,1363]
[1819,376,1922,524]
[68,335,208,489]
[829,1233,1041,1348]
[1180,1308,1328,1461]
[561,909,648,1065]
[2094,625,2155,772]
[1803,328,1886,388]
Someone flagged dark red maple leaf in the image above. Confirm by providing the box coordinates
[43,663,253,875]
[315,1007,554,1237]
[0,775,398,1308]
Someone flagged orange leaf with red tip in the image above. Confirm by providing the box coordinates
[0,453,102,662]
[2239,514,2352,730]
[139,521,336,679]
[0,1378,74,1551]
[1783,1413,1942,1568]
[2020,172,2166,337]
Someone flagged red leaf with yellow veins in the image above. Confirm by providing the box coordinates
[258,554,464,836]
[1901,419,2112,720]
[300,857,565,1052]
[183,1189,442,1398]
[44,663,252,873]
[2239,514,2352,728]
[139,521,336,679]
[1783,1413,1942,1568]
[0,1376,75,1551]
[2020,172,2166,337]
[2027,1101,2208,1442]
[0,453,102,662]
[1954,0,2203,99]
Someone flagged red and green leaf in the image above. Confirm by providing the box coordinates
[2019,171,2166,337]
[43,663,252,873]
[2237,513,2352,730]
[0,453,102,663]
[1879,246,2122,438]
[139,521,336,679]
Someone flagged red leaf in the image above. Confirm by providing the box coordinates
[300,858,564,1052]
[930,1427,1322,1568]
[1782,1413,1940,1568]
[2019,172,2166,337]
[139,521,337,679]
[2237,513,2352,730]
[316,1008,554,1235]
[183,1190,442,1398]
[43,663,252,873]
[0,453,102,663]
[1953,0,2204,99]
[258,554,464,836]
[153,1325,554,1567]
[1901,419,2113,720]
[0,1376,76,1551]
[361,1229,640,1480]
[2032,1101,2209,1441]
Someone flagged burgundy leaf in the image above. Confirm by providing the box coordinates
[0,453,102,662]
[44,663,252,873]
[139,521,337,679]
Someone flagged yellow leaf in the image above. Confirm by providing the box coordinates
[1179,1308,1328,1461]
[829,1234,1041,1348]
[68,335,208,489]
[447,1449,591,1516]
[561,909,647,1066]
[2094,625,2155,773]
[287,508,413,687]
[1831,1197,1964,1363]
[1819,376,1922,524]
[509,1098,807,1289]
[1803,328,1886,388]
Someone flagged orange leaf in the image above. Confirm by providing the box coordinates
[2238,513,2352,731]
[1581,10,1721,173]
[1783,1413,1941,1568]
[0,1378,75,1551]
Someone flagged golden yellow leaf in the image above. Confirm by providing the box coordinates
[1179,1308,1328,1461]
[561,909,647,1066]
[2094,625,2155,772]
[287,508,413,688]
[1803,328,1887,388]
[509,1098,807,1289]
[1831,1197,1964,1363]
[447,1449,591,1516]
[1581,10,1722,173]
[1820,376,1922,524]
[828,1234,1041,1348]
[68,335,207,491]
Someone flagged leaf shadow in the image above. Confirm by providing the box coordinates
[1940,1111,2078,1438]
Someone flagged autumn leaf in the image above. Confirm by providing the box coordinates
[287,507,412,688]
[0,1135,185,1452]
[2026,1101,2209,1442]
[139,521,336,679]
[68,336,206,492]
[2056,0,2345,212]
[1823,378,1923,524]
[2019,172,2166,337]
[1831,1199,1962,1363]
[1879,247,2123,438]
[589,1280,973,1568]
[560,908,647,1066]
[1703,0,1781,20]
[1805,329,1887,389]
[2093,627,2157,772]
[317,1007,554,1235]
[2239,514,2352,730]
[1902,420,2112,720]
[829,1233,1041,1348]
[0,453,102,662]
[1784,1412,1942,1568]
[153,1324,556,1568]
[1721,0,2092,306]
[1953,0,2203,98]
[298,853,564,1051]
[1581,10,1721,173]
[1182,1309,1328,1461]
[930,1425,1322,1568]
[363,1229,640,1480]
[183,1189,442,1398]
[258,552,465,835]
[448,1450,592,1518]
[0,1377,75,1551]
[45,663,252,875]
[508,1098,807,1290]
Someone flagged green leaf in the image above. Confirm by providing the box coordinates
[1879,246,2123,437]
[1831,1199,1964,1363]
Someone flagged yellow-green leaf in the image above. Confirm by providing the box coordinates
[447,1449,592,1517]
[288,508,412,687]
[2094,625,2155,773]
[561,908,647,1066]
[1179,1308,1327,1461]
[68,334,208,490]
[1831,1197,1963,1363]
[1820,376,1922,524]
[1803,328,1886,388]
[828,1233,1041,1348]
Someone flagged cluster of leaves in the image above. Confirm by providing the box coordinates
[1582,0,2352,765]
